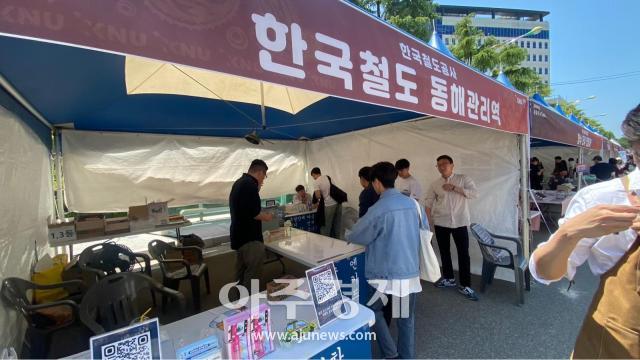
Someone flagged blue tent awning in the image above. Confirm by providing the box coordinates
[496,72,515,90]
[569,114,582,125]
[428,30,456,59]
[0,36,423,141]
[531,93,550,107]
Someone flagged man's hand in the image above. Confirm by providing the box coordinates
[559,204,640,241]
[255,212,274,222]
[442,183,455,192]
[533,204,640,281]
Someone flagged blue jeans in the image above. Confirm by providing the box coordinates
[368,285,417,359]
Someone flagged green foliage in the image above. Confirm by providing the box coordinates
[557,100,614,139]
[470,37,499,72]
[387,15,432,41]
[451,15,483,64]
[618,137,630,148]
[349,0,438,41]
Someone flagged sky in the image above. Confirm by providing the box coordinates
[438,0,639,137]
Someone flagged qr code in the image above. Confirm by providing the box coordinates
[101,332,152,360]
[312,269,338,304]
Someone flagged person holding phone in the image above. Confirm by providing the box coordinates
[530,104,640,359]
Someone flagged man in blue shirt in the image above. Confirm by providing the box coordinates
[347,162,426,359]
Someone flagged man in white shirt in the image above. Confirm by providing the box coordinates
[530,104,640,358]
[425,155,479,301]
[395,159,423,202]
[310,167,341,238]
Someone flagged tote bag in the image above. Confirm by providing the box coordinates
[414,200,441,282]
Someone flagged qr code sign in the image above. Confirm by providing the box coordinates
[312,269,338,304]
[101,332,152,360]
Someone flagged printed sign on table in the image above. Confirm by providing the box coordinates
[305,262,346,328]
[90,318,161,360]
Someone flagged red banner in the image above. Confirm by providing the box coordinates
[530,101,601,150]
[0,0,529,134]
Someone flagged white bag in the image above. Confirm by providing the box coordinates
[414,200,441,282]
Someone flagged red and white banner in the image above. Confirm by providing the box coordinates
[530,101,601,150]
[0,0,529,133]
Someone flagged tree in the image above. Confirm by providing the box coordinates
[557,100,615,139]
[449,14,550,96]
[450,15,483,65]
[348,0,438,42]
[619,137,630,148]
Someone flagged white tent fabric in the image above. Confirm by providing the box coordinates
[307,117,521,278]
[0,106,53,349]
[62,119,522,280]
[62,130,306,212]
[126,56,327,115]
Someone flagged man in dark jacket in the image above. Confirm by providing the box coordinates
[358,166,379,218]
[590,155,615,182]
[229,159,273,295]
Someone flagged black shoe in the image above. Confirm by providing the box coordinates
[434,278,457,288]
[458,286,479,301]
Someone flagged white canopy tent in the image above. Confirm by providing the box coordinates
[0,0,533,351]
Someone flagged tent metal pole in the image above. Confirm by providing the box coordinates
[578,147,584,191]
[519,134,531,259]
[54,129,65,222]
[0,73,52,130]
[260,81,266,129]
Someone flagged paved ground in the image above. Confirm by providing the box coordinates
[151,225,598,359]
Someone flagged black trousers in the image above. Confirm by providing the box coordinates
[434,225,471,287]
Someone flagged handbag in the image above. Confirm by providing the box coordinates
[327,176,348,204]
[413,200,441,282]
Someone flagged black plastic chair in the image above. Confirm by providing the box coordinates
[78,242,155,305]
[79,272,185,334]
[1,277,86,358]
[470,223,531,305]
[78,243,152,279]
[148,239,210,312]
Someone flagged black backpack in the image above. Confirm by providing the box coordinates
[327,176,348,204]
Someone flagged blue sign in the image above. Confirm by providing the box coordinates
[89,318,161,360]
[288,212,318,233]
[175,335,221,359]
[306,262,346,328]
[334,253,368,305]
[311,325,372,359]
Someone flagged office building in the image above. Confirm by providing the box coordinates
[436,5,550,83]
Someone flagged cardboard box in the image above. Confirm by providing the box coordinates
[129,205,153,231]
[105,217,130,235]
[75,217,105,238]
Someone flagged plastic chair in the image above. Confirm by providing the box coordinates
[148,239,210,312]
[78,243,152,279]
[470,223,531,305]
[79,272,185,334]
[1,277,86,358]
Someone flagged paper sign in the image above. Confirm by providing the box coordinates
[89,318,161,360]
[576,164,588,174]
[305,262,345,328]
